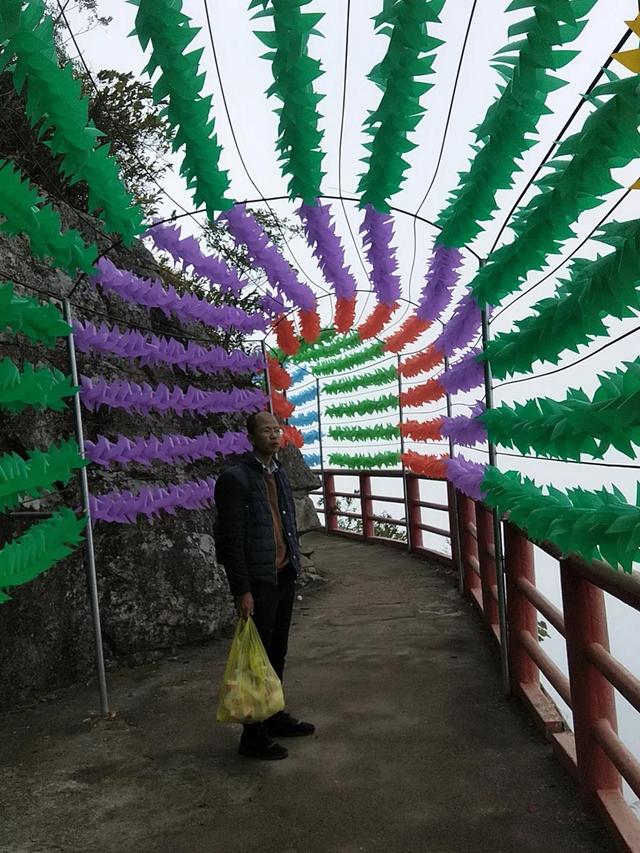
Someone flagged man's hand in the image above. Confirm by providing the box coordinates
[235,591,254,620]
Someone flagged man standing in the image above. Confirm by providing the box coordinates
[214,410,315,760]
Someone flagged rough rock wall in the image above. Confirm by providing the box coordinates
[0,208,321,710]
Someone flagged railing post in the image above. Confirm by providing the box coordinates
[476,504,499,635]
[560,559,621,808]
[458,493,479,598]
[324,472,338,533]
[359,473,374,540]
[397,353,412,552]
[503,522,538,691]
[406,474,422,552]
[447,483,464,593]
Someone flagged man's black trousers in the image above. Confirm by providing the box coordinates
[243,567,295,737]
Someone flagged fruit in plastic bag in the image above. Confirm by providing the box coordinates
[216,616,285,723]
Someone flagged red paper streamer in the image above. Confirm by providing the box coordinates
[357,301,399,341]
[267,356,291,391]
[400,378,444,408]
[402,451,449,478]
[398,344,443,378]
[274,314,300,355]
[400,417,444,441]
[271,390,294,419]
[281,424,304,449]
[299,308,321,343]
[334,296,356,333]
[383,317,430,353]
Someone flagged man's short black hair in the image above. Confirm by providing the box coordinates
[247,410,272,436]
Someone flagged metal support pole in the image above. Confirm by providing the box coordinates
[63,299,109,717]
[443,354,464,593]
[260,339,273,414]
[480,305,510,695]
[397,354,412,552]
[315,377,327,520]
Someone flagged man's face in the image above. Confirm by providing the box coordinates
[250,412,283,455]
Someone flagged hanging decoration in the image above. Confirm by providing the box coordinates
[0,282,70,345]
[401,451,448,478]
[400,378,442,409]
[484,219,640,379]
[414,244,464,327]
[267,356,291,391]
[0,509,86,603]
[301,428,319,444]
[0,161,96,275]
[360,206,401,307]
[271,389,294,419]
[289,409,318,427]
[384,315,430,354]
[85,430,251,468]
[0,358,77,411]
[288,384,317,406]
[291,329,360,363]
[312,342,386,377]
[299,307,321,343]
[357,301,400,342]
[251,0,326,204]
[0,439,85,512]
[73,320,264,375]
[439,349,484,395]
[297,201,357,330]
[481,467,640,572]
[472,73,640,309]
[323,364,397,396]
[146,223,247,296]
[90,477,218,524]
[447,455,486,501]
[328,424,400,442]
[325,393,398,418]
[221,203,317,312]
[400,418,444,441]
[328,451,400,469]
[274,314,300,356]
[480,359,640,460]
[281,424,304,449]
[357,0,445,211]
[133,0,232,216]
[301,452,320,467]
[0,0,143,243]
[441,403,486,447]
[80,376,266,416]
[399,347,443,378]
[94,258,266,334]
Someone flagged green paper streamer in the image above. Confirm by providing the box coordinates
[328,424,400,441]
[481,358,640,461]
[0,508,86,603]
[289,329,361,364]
[0,357,78,411]
[323,364,397,395]
[0,161,97,275]
[326,392,398,418]
[133,0,232,217]
[0,438,85,513]
[471,73,640,308]
[484,218,640,379]
[0,281,71,346]
[313,342,386,377]
[250,0,326,204]
[437,0,596,248]
[358,0,446,210]
[328,450,400,470]
[481,466,640,572]
[0,0,144,244]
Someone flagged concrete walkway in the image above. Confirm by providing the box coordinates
[0,533,612,853]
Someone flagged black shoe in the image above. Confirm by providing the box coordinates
[238,733,288,760]
[265,711,315,738]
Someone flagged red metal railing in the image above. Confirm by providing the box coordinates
[313,470,640,851]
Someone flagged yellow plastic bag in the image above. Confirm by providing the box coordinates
[216,617,285,723]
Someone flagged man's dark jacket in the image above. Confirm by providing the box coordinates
[213,452,301,597]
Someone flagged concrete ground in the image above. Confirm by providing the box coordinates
[0,533,613,853]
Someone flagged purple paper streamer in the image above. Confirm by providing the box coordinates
[439,349,484,395]
[416,244,464,323]
[360,205,401,307]
[441,402,487,447]
[220,203,316,312]
[93,257,267,334]
[261,290,287,318]
[298,201,357,301]
[445,455,487,502]
[85,430,251,467]
[80,376,267,416]
[72,319,265,375]
[436,292,482,357]
[89,477,217,524]
[146,222,247,297]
